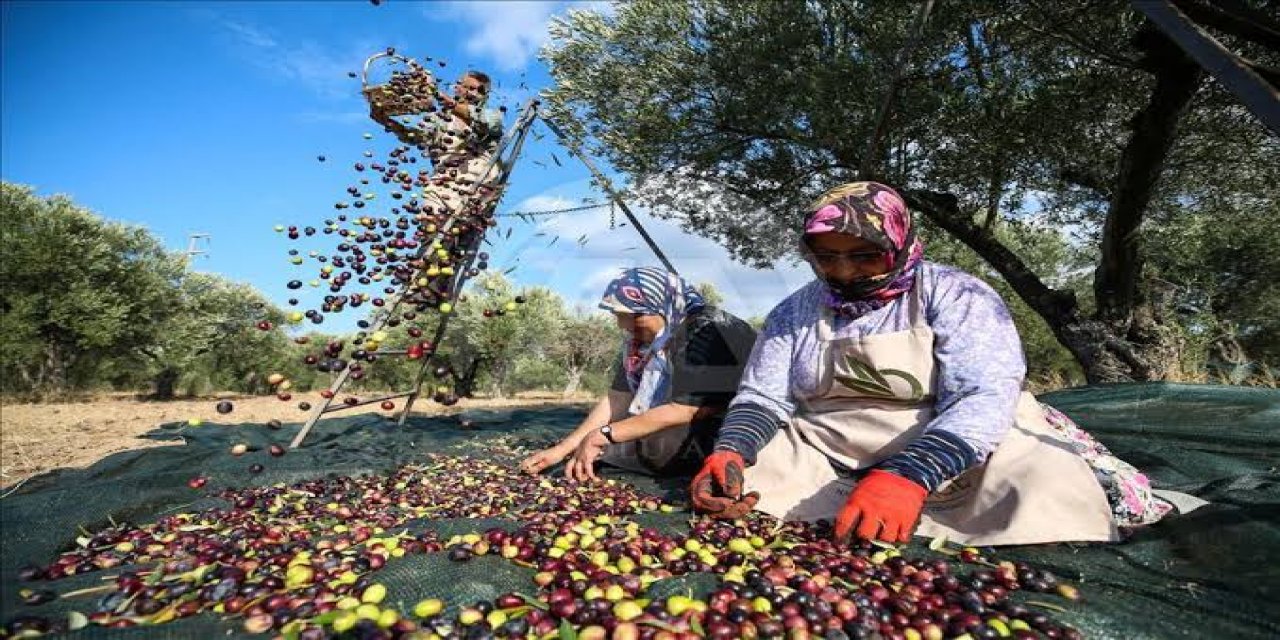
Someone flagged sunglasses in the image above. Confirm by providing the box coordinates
[806,250,889,267]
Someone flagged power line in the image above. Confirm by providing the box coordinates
[495,201,612,217]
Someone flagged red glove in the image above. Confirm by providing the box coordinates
[690,451,760,519]
[834,469,928,544]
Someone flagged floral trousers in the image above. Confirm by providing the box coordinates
[1040,403,1175,528]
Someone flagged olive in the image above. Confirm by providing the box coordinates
[18,588,55,605]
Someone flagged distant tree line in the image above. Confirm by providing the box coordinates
[0,182,622,400]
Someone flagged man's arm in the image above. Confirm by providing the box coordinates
[442,100,504,140]
[366,91,431,146]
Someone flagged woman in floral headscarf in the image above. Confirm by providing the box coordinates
[691,182,1178,546]
[519,267,757,481]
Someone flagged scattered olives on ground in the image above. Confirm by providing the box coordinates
[8,438,1085,639]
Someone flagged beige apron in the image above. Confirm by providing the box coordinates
[744,284,1119,546]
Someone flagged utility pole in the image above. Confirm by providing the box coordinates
[186,233,211,260]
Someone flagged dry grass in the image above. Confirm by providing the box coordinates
[0,391,595,490]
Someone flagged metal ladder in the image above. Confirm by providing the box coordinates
[290,99,540,448]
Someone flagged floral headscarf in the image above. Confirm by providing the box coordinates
[803,182,924,317]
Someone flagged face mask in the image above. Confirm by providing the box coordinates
[820,275,885,300]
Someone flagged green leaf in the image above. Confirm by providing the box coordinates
[690,616,706,637]
[559,618,578,640]
[928,535,949,552]
[639,619,683,632]
[1026,600,1069,613]
[312,611,341,626]
[516,592,549,610]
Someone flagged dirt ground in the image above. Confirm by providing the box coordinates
[0,392,594,490]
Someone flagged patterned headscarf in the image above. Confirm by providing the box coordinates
[802,182,924,317]
[599,267,706,391]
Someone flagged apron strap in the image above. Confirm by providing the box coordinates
[908,270,928,328]
[817,303,835,342]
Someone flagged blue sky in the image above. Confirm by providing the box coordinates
[2,0,812,332]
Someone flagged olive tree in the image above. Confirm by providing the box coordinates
[443,273,566,397]
[0,183,185,395]
[549,308,620,397]
[541,0,1280,383]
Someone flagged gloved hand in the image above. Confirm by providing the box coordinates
[690,451,759,519]
[834,469,928,544]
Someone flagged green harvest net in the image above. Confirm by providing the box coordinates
[0,383,1276,639]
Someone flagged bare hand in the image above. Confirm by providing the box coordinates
[519,444,571,475]
[565,430,609,483]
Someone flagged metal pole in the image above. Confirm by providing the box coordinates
[1133,0,1280,136]
[538,118,679,275]
[185,234,211,260]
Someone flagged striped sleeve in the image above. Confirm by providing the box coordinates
[875,431,980,491]
[715,402,785,465]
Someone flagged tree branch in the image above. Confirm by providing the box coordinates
[902,189,1081,329]
[1094,25,1205,326]
[1058,166,1115,199]
[1242,57,1280,89]
[1011,2,1142,69]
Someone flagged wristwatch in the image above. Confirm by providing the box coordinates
[599,424,617,443]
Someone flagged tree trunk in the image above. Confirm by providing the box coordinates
[562,367,584,398]
[487,361,507,399]
[903,25,1204,384]
[1087,25,1203,381]
[153,367,180,400]
[455,357,485,398]
[39,341,67,400]
[1094,25,1204,330]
